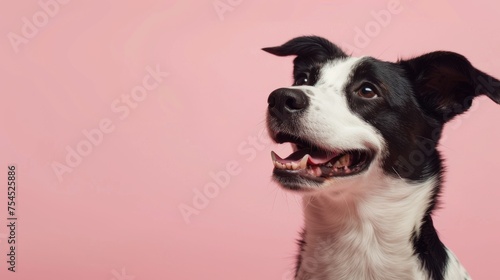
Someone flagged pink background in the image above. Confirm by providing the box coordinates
[1,0,500,279]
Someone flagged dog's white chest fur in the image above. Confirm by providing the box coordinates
[295,177,460,280]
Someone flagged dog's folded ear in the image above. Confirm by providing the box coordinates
[262,36,347,62]
[399,51,500,122]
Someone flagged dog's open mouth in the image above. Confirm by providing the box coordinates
[271,133,373,182]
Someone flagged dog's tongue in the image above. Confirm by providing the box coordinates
[274,148,338,165]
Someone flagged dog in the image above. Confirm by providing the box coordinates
[263,36,500,280]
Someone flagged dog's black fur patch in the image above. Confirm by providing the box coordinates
[263,36,347,87]
[411,215,448,280]
[344,58,443,181]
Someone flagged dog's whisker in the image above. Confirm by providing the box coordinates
[341,192,352,221]
[271,188,278,212]
[281,189,290,213]
[292,194,301,208]
[415,135,438,144]
[392,167,403,180]
[303,195,315,211]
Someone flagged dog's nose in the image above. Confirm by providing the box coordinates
[268,88,309,118]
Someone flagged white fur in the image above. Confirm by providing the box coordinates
[297,177,435,280]
[443,249,471,280]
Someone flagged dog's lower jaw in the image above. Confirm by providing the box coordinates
[294,176,467,280]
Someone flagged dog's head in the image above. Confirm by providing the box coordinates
[264,36,500,192]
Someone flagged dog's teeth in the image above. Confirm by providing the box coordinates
[271,153,310,171]
[298,155,309,170]
[313,166,322,176]
[334,154,351,168]
[271,152,289,170]
[273,161,286,170]
[271,151,277,162]
[340,154,351,166]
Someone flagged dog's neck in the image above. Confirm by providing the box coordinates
[296,176,439,280]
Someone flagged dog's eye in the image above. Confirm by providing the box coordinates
[294,74,309,86]
[357,83,379,99]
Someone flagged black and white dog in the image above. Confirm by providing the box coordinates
[263,36,500,280]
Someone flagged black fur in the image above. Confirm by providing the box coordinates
[262,36,347,61]
[411,215,448,280]
[263,36,347,87]
[399,51,500,123]
[294,229,306,278]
